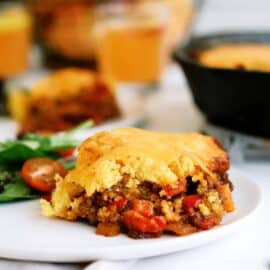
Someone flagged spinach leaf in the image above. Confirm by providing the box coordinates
[0,120,93,164]
[60,158,76,171]
[22,120,93,151]
[0,177,38,202]
[0,120,93,202]
[0,142,46,163]
[0,167,37,202]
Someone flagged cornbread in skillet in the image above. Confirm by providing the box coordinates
[41,128,234,238]
[197,44,270,72]
[12,68,120,134]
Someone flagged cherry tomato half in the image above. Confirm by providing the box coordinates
[21,158,67,192]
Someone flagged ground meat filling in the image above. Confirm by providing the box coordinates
[74,173,232,238]
[20,83,121,135]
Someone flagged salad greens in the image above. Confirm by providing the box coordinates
[0,120,93,202]
[0,167,36,202]
[0,120,93,164]
[0,177,37,202]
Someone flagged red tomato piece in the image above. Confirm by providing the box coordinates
[122,210,166,233]
[113,198,128,211]
[21,158,67,193]
[165,222,197,236]
[163,182,186,198]
[154,216,167,228]
[194,216,217,230]
[130,199,154,217]
[183,195,202,212]
[42,194,52,202]
[58,147,76,158]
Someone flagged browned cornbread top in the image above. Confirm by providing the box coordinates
[41,128,230,220]
[60,128,228,195]
[198,44,270,72]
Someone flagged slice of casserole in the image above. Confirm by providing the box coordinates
[41,128,234,238]
[197,44,270,72]
[10,68,121,135]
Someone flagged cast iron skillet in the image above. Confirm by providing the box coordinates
[173,32,270,138]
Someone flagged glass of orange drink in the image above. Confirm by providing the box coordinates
[94,1,170,86]
[0,3,32,114]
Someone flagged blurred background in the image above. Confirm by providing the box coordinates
[2,0,270,76]
[195,0,270,33]
[1,0,270,161]
[0,0,199,131]
[0,0,196,75]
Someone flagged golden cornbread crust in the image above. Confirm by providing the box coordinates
[198,44,270,72]
[17,68,121,134]
[41,128,234,238]
[70,128,228,194]
[31,68,115,99]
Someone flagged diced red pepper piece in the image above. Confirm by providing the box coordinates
[122,210,166,233]
[58,147,76,158]
[130,199,154,217]
[163,182,186,198]
[193,216,217,230]
[113,198,128,211]
[183,195,202,212]
[42,194,52,202]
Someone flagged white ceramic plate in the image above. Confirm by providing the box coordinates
[0,168,261,262]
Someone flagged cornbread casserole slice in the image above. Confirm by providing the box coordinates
[10,68,121,135]
[41,128,234,238]
[197,44,270,72]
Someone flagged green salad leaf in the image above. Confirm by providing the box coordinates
[59,158,76,171]
[0,120,93,202]
[0,142,46,164]
[0,120,93,164]
[0,178,38,202]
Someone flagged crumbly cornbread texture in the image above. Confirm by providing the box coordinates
[198,44,270,72]
[16,68,120,134]
[41,128,230,220]
[31,68,115,99]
